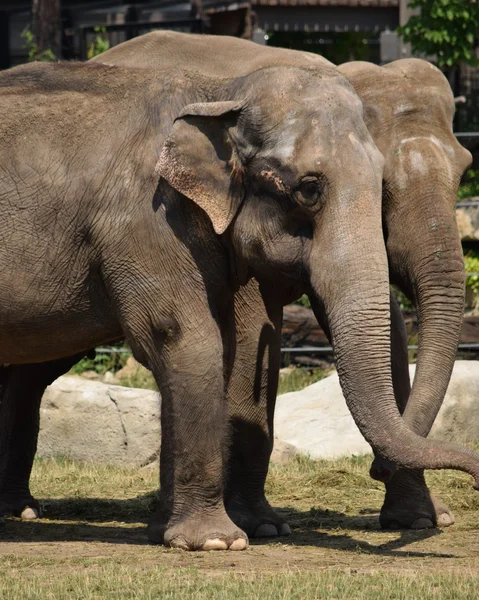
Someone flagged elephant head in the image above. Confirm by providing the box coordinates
[157,64,479,485]
[339,59,472,476]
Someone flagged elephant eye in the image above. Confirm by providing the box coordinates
[294,177,323,207]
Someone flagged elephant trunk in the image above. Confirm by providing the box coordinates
[387,189,465,437]
[310,189,479,487]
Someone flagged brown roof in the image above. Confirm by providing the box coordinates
[253,0,398,6]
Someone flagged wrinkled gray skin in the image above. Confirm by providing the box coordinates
[336,59,472,529]
[0,35,477,550]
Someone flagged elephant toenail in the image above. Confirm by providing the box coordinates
[437,513,454,527]
[21,507,39,520]
[410,518,434,529]
[203,538,228,551]
[254,524,278,538]
[229,538,248,551]
[167,536,190,551]
[280,523,292,536]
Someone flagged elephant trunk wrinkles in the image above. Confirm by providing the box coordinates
[403,266,464,436]
[310,216,479,487]
[387,192,465,437]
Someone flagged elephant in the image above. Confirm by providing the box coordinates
[0,36,477,552]
[335,59,472,529]
[90,33,476,533]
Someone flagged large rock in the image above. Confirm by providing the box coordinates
[38,377,160,466]
[456,202,479,241]
[274,371,371,459]
[430,361,479,443]
[274,360,479,459]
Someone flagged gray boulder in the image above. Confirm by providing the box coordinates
[274,360,479,459]
[38,376,160,466]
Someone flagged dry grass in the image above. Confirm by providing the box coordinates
[1,453,479,599]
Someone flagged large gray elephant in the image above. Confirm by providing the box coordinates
[89,34,476,534]
[0,35,477,551]
[0,53,385,550]
[330,59,472,529]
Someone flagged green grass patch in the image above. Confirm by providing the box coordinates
[277,368,330,395]
[0,565,478,600]
[117,369,158,391]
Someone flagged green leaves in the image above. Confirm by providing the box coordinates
[87,26,110,59]
[21,25,56,62]
[464,251,479,293]
[397,0,479,68]
[458,169,479,200]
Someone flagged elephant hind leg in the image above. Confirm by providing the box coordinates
[0,354,87,521]
[224,280,290,539]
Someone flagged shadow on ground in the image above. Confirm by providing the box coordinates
[0,495,450,558]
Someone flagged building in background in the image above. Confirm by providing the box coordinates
[0,0,404,68]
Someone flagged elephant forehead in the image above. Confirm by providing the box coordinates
[388,135,457,186]
[259,118,374,180]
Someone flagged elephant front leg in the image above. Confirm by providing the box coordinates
[373,295,454,529]
[130,311,247,551]
[224,280,290,538]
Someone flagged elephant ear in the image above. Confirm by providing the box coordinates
[156,101,246,235]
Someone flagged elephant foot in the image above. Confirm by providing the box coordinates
[380,469,454,530]
[226,496,291,538]
[0,493,41,520]
[148,509,248,551]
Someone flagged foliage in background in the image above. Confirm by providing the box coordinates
[397,0,479,68]
[294,294,311,309]
[21,26,56,61]
[87,26,110,59]
[278,368,329,395]
[458,169,479,200]
[465,250,479,293]
[69,348,128,376]
[390,285,414,311]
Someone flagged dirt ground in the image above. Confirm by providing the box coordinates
[1,456,479,598]
[1,455,478,574]
[2,508,479,575]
